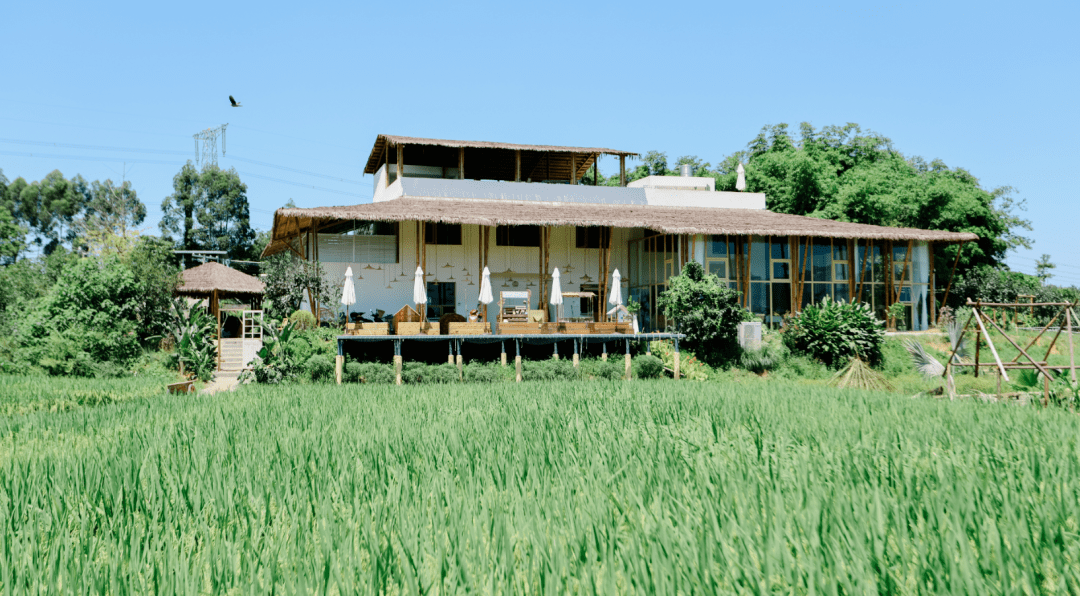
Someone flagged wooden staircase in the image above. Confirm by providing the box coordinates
[218,339,245,371]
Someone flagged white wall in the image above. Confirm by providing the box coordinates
[307,223,634,320]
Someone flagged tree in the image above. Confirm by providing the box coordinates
[78,179,146,255]
[708,122,1031,275]
[16,170,89,254]
[656,261,748,366]
[262,251,333,321]
[160,162,254,260]
[1035,254,1055,283]
[193,165,255,260]
[0,169,27,265]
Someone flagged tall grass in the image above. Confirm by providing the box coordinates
[2,377,1080,593]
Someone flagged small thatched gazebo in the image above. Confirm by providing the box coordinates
[176,261,265,321]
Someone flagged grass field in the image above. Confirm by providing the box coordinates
[3,375,1080,594]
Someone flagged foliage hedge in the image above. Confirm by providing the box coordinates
[656,261,749,366]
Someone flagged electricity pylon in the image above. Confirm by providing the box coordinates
[193,124,228,167]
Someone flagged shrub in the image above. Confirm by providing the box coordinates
[739,342,788,375]
[463,362,505,383]
[289,309,316,330]
[305,354,334,382]
[781,297,885,368]
[648,341,710,381]
[656,261,748,366]
[634,355,664,379]
[580,358,623,380]
[347,362,395,384]
[523,359,579,381]
[402,362,458,384]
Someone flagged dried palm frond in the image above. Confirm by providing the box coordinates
[829,357,893,392]
[947,317,970,362]
[903,340,945,379]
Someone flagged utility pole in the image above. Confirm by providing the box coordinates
[193,124,228,167]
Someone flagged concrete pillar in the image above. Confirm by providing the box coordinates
[448,341,454,365]
[572,339,579,369]
[515,339,522,382]
[335,355,344,385]
[500,340,507,366]
[673,338,680,381]
[624,339,632,380]
[601,341,607,361]
[456,340,463,381]
[552,340,559,361]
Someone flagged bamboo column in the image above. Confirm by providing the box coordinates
[619,156,626,187]
[603,227,613,321]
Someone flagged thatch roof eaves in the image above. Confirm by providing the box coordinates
[262,197,978,257]
[177,261,265,296]
[365,134,638,175]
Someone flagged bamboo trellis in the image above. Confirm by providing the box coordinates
[944,299,1078,405]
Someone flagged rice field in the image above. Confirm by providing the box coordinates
[3,376,1080,593]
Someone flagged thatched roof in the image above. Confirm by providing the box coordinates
[177,262,265,296]
[262,197,978,257]
[364,134,638,179]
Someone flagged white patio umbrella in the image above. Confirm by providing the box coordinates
[736,163,747,191]
[478,266,494,315]
[608,269,623,307]
[412,266,427,315]
[341,266,356,321]
[550,268,563,320]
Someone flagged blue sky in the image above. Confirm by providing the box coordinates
[2,0,1077,284]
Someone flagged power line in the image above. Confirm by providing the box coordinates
[236,170,368,198]
[0,116,190,138]
[227,155,363,184]
[0,137,189,156]
[0,150,183,166]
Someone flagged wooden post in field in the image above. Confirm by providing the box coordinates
[394,340,402,385]
[456,340,463,381]
[335,339,343,385]
[501,340,507,366]
[601,341,607,361]
[673,338,680,381]
[448,341,454,365]
[515,340,522,382]
[624,339,631,380]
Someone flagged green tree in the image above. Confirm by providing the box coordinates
[1035,254,1055,283]
[0,169,27,264]
[160,162,201,251]
[79,179,146,255]
[262,251,333,321]
[16,170,90,254]
[160,162,254,260]
[656,261,748,366]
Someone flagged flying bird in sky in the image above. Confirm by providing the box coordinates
[229,95,242,107]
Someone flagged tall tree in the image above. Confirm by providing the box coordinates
[194,165,255,260]
[17,170,89,254]
[76,179,147,255]
[160,162,254,260]
[0,170,27,264]
[160,162,201,251]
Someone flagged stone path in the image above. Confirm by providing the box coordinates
[200,370,242,395]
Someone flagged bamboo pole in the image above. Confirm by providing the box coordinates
[856,238,870,303]
[928,241,936,325]
[972,307,1009,381]
[603,226,613,321]
[1069,308,1077,383]
[1009,307,1065,363]
[940,241,965,310]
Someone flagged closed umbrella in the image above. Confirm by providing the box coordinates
[550,268,563,321]
[478,266,493,320]
[413,266,427,316]
[608,269,623,307]
[341,266,356,321]
[736,163,747,191]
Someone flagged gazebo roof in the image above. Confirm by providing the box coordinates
[177,261,265,296]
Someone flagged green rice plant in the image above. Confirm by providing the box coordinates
[6,374,1080,593]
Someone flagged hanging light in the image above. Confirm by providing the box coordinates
[467,278,476,286]
[363,264,376,270]
[442,262,453,268]
[580,273,594,283]
[501,279,511,288]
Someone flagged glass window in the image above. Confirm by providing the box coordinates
[750,283,769,315]
[834,263,849,281]
[576,227,608,249]
[773,262,790,279]
[813,240,831,282]
[496,225,541,247]
[834,284,850,303]
[425,223,461,245]
[708,235,727,256]
[750,236,770,281]
[813,283,830,304]
[426,282,456,319]
[319,222,399,263]
[708,261,727,278]
[772,283,791,317]
[833,242,848,262]
[771,236,790,259]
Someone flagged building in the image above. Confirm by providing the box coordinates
[262,135,977,332]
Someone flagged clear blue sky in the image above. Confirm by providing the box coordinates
[3,0,1077,284]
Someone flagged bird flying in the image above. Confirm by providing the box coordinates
[229,95,242,107]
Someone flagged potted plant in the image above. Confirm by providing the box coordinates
[887,301,907,331]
